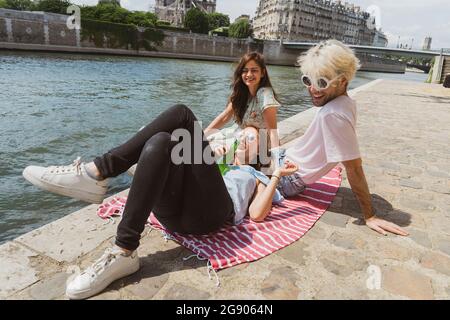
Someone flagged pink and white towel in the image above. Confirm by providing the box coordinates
[97,167,342,271]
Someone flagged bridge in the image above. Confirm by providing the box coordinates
[283,41,450,60]
[407,63,431,73]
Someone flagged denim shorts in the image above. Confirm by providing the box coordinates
[274,148,306,198]
[277,173,306,198]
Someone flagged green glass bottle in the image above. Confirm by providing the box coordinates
[217,138,239,176]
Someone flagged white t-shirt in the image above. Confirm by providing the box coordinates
[285,95,361,185]
[242,87,281,130]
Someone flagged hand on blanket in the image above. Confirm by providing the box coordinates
[274,160,298,177]
[365,216,409,236]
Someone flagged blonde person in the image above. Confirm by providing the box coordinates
[278,40,409,237]
[205,52,281,168]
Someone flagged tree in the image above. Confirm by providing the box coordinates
[2,0,35,10]
[80,4,158,27]
[98,0,120,6]
[35,0,71,14]
[184,7,209,34]
[126,11,157,28]
[229,19,252,39]
[209,27,229,37]
[81,3,130,24]
[207,12,230,31]
[0,0,7,8]
[156,20,170,26]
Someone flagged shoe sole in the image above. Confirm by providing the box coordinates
[127,165,136,177]
[23,169,105,204]
[66,261,140,300]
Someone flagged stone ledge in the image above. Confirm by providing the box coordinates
[0,42,242,63]
[14,189,129,263]
[0,242,40,299]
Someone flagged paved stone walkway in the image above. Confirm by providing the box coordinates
[1,79,449,300]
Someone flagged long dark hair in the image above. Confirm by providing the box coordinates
[230,52,279,126]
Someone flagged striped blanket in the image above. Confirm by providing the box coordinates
[97,167,342,271]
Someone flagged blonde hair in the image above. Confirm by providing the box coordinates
[297,39,361,83]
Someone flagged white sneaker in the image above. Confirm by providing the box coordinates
[22,157,109,204]
[127,164,137,177]
[66,246,140,300]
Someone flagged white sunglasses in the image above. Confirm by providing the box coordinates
[301,74,343,90]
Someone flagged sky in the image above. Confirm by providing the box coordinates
[71,0,450,50]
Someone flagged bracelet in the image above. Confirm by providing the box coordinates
[272,175,281,180]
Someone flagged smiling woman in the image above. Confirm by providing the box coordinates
[229,52,279,127]
[204,52,281,169]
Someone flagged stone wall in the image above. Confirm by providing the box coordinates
[159,30,261,59]
[441,57,450,83]
[0,9,78,46]
[48,21,77,46]
[0,17,8,42]
[12,19,44,44]
[431,55,449,84]
[0,8,261,61]
[263,40,300,66]
[0,8,405,72]
[358,54,406,74]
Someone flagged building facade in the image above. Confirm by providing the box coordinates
[373,29,388,47]
[422,37,432,51]
[253,0,376,45]
[154,0,216,27]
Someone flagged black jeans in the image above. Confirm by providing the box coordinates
[94,105,235,251]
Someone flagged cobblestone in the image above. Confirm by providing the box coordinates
[382,266,434,300]
[163,284,211,300]
[28,273,68,300]
[320,251,368,277]
[408,228,432,249]
[319,211,350,228]
[435,238,450,256]
[328,231,367,250]
[399,179,423,190]
[261,267,300,299]
[275,240,310,266]
[420,251,450,276]
[428,180,450,195]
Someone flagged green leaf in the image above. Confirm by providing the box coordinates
[184,7,209,34]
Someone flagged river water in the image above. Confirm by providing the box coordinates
[0,51,428,244]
